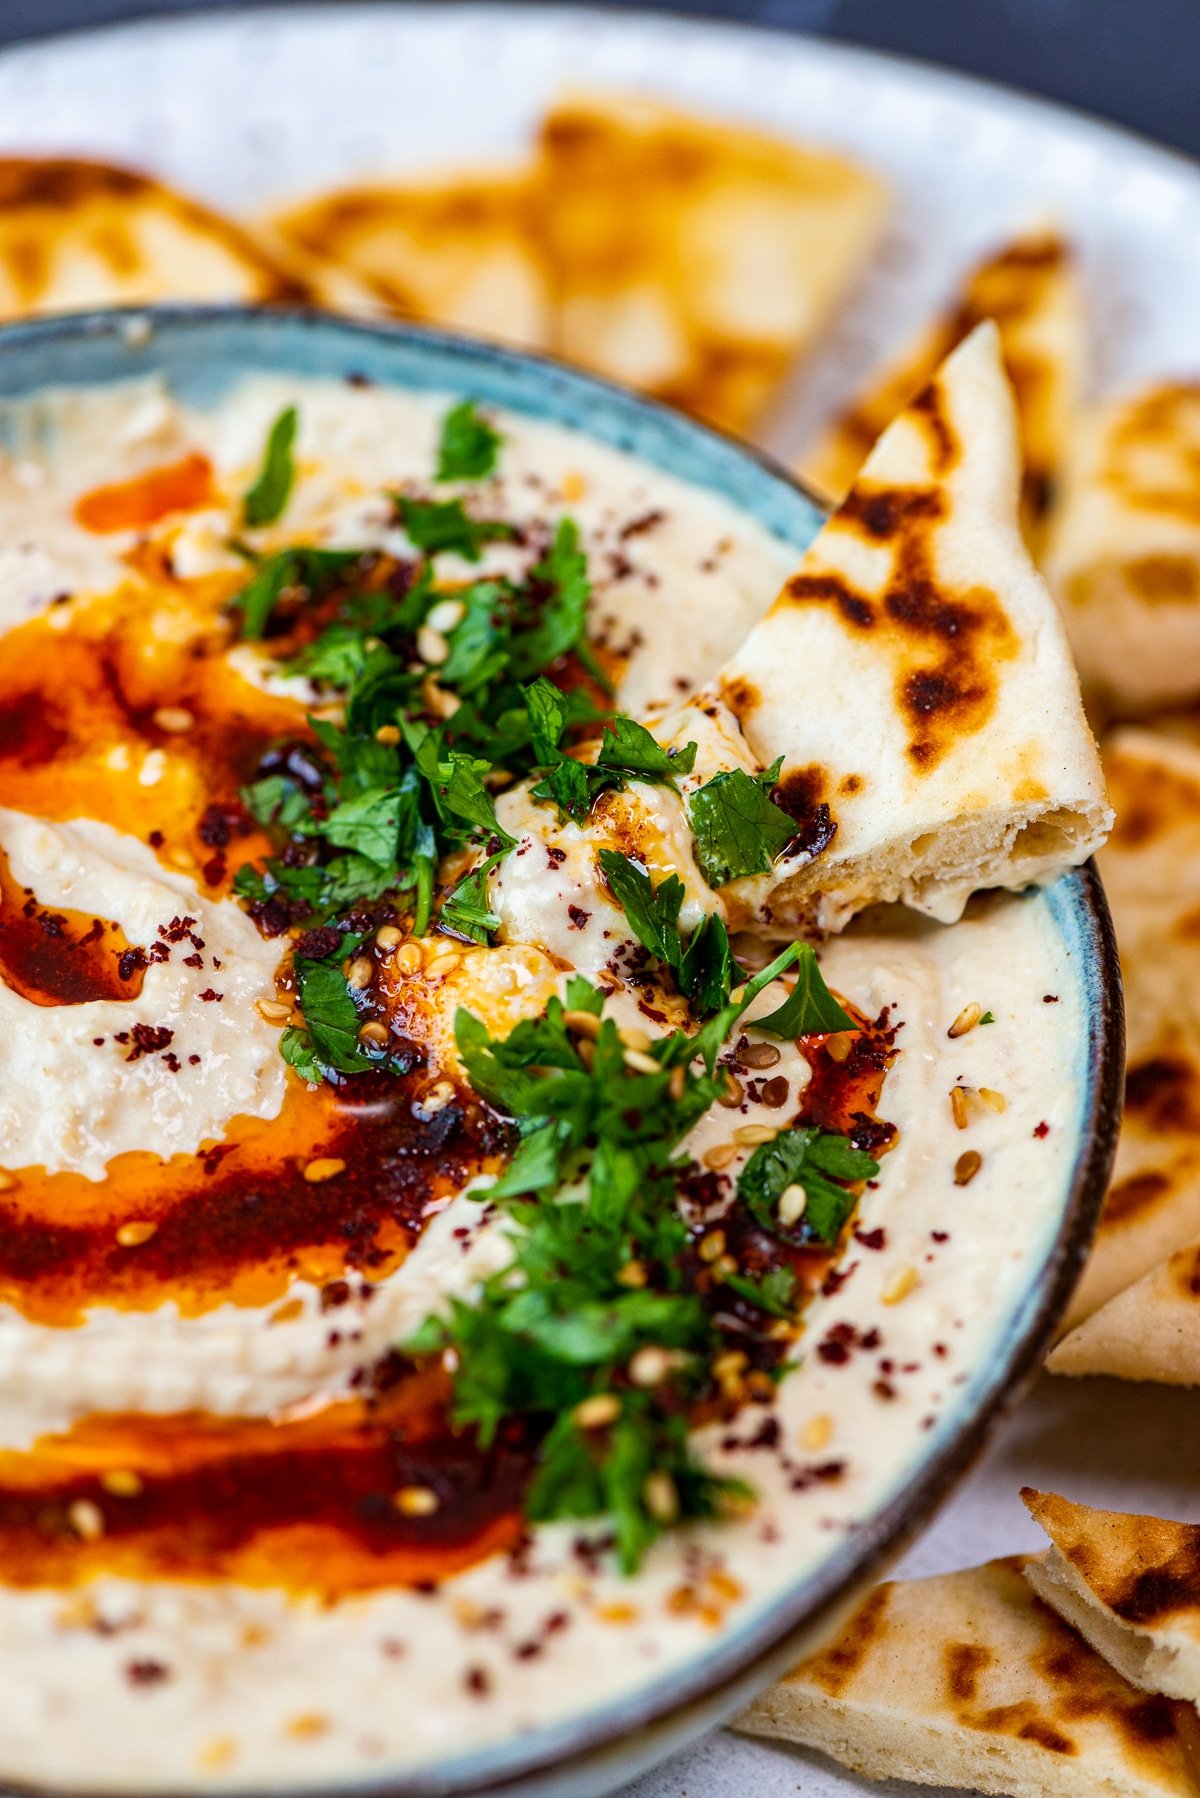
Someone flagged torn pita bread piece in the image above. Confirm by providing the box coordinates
[802,223,1084,531]
[536,89,886,436]
[734,1554,1200,1796]
[0,158,308,319]
[1024,1489,1200,1706]
[1042,383,1200,716]
[1060,729,1200,1333]
[269,167,551,350]
[661,320,1110,936]
[1049,1237,1200,1384]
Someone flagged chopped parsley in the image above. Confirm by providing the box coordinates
[436,400,502,482]
[242,405,298,529]
[396,495,517,562]
[688,757,797,887]
[753,943,856,1038]
[738,1126,879,1248]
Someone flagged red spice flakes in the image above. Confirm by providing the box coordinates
[123,1024,174,1063]
[1043,994,1060,1004]
[198,989,224,1003]
[464,1666,491,1697]
[566,905,590,930]
[125,1659,170,1688]
[1033,1121,1050,1139]
[854,1226,887,1251]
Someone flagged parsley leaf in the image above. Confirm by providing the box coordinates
[397,495,517,562]
[596,717,697,782]
[598,850,684,970]
[437,400,502,482]
[440,850,505,944]
[738,1125,879,1247]
[688,757,797,888]
[229,546,363,639]
[752,943,855,1038]
[508,518,590,679]
[678,912,733,1013]
[286,940,377,1079]
[242,405,298,528]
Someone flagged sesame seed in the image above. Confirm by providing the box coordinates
[978,1087,1007,1113]
[702,1143,738,1172]
[802,1413,833,1452]
[950,1086,971,1130]
[358,1020,390,1047]
[420,674,460,719]
[198,1739,236,1773]
[375,925,404,952]
[101,1469,143,1498]
[152,705,194,734]
[573,1393,621,1429]
[420,1080,457,1115]
[740,1042,781,1070]
[563,1009,602,1039]
[825,1031,854,1063]
[416,624,449,665]
[624,1048,660,1076]
[777,1182,808,1225]
[947,1002,983,1039]
[734,1122,777,1147]
[426,598,465,635]
[394,1486,439,1517]
[883,1265,919,1305]
[954,1150,983,1186]
[643,1471,679,1524]
[560,471,587,501]
[255,998,292,1024]
[68,1498,105,1542]
[116,1220,157,1248]
[699,1229,727,1264]
[712,1350,747,1381]
[303,1158,346,1184]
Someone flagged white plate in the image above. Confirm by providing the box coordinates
[0,10,1191,1795]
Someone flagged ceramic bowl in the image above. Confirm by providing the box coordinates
[0,306,1124,1798]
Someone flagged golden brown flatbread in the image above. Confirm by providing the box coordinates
[802,224,1084,532]
[0,158,307,318]
[734,1555,1200,1795]
[1060,730,1200,1336]
[1042,384,1200,716]
[1024,1489,1200,1705]
[536,89,886,436]
[1049,1237,1200,1384]
[268,167,551,350]
[663,321,1109,934]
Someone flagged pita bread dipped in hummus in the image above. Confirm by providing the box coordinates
[801,223,1084,536]
[734,1553,1200,1797]
[1042,382,1200,718]
[0,158,308,318]
[534,89,887,436]
[1024,1488,1200,1706]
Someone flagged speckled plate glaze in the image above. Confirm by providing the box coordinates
[0,305,1123,1798]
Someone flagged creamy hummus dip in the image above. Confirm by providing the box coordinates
[0,371,1084,1791]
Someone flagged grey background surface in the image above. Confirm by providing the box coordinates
[0,0,1195,162]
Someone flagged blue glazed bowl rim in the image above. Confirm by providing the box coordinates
[0,305,1125,1798]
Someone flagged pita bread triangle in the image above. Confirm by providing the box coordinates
[0,157,308,319]
[1024,1489,1200,1707]
[1049,1233,1200,1384]
[659,319,1110,935]
[802,222,1084,535]
[733,1553,1200,1796]
[1043,383,1200,717]
[1061,729,1200,1333]
[535,89,886,436]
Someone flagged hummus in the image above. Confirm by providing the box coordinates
[0,369,1085,1791]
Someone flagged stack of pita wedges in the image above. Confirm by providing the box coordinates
[736,1488,1200,1797]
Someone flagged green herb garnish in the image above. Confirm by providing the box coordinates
[243,405,298,528]
[738,1126,879,1247]
[396,495,517,562]
[752,943,856,1038]
[437,400,502,482]
[688,757,797,888]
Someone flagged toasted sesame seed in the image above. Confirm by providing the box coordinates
[624,1048,660,1076]
[395,941,424,976]
[563,1009,602,1039]
[629,1346,677,1387]
[620,1025,653,1052]
[668,1065,686,1101]
[101,1469,143,1498]
[375,925,404,952]
[346,956,374,990]
[394,1486,439,1517]
[883,1265,919,1305]
[374,724,401,745]
[717,1071,744,1109]
[745,1369,775,1401]
[740,1042,781,1070]
[702,1143,738,1172]
[825,1031,854,1063]
[198,1739,236,1773]
[734,1122,777,1147]
[303,1158,346,1184]
[802,1413,833,1452]
[954,1150,983,1186]
[777,1182,808,1226]
[358,1020,391,1048]
[698,1230,727,1263]
[255,998,293,1024]
[616,1259,647,1288]
[152,705,194,734]
[948,1002,983,1039]
[68,1498,105,1541]
[116,1220,157,1248]
[978,1087,1007,1113]
[644,1471,679,1524]
[416,624,449,665]
[950,1086,971,1130]
[573,1393,621,1429]
[420,674,460,719]
[595,1602,639,1625]
[286,1715,329,1741]
[426,598,466,635]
